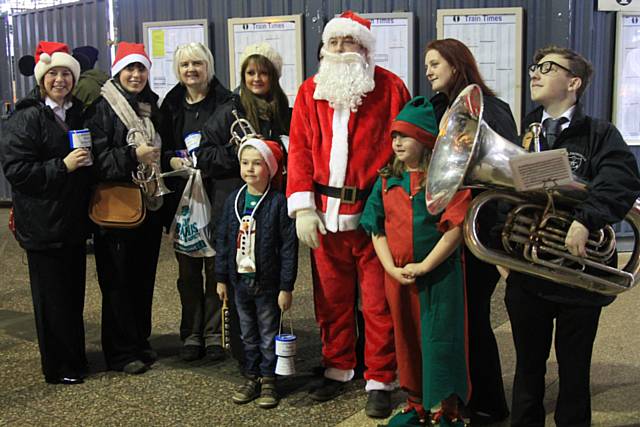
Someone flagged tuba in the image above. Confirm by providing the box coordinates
[425,84,640,296]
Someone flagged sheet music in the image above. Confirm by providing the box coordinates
[509,149,575,192]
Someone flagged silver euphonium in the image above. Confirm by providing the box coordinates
[425,84,640,296]
[127,128,172,211]
[229,109,257,147]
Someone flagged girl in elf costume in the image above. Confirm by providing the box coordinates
[360,96,471,427]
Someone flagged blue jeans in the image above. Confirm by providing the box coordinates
[234,276,280,377]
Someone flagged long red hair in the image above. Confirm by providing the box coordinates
[426,39,495,102]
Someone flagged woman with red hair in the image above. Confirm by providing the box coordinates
[424,38,517,425]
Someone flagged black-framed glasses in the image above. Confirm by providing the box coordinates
[528,60,574,76]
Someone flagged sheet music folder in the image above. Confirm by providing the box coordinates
[509,149,575,192]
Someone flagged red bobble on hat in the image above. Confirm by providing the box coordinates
[35,41,69,63]
[33,40,81,85]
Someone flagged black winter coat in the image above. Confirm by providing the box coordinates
[215,186,298,292]
[85,81,164,182]
[195,97,246,225]
[158,77,234,223]
[430,91,518,142]
[508,104,640,306]
[84,81,169,227]
[196,96,292,223]
[0,88,91,250]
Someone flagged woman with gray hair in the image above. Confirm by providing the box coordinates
[159,42,235,362]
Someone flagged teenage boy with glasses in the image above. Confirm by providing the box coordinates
[505,46,640,427]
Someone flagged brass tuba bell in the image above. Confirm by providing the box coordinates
[425,84,640,296]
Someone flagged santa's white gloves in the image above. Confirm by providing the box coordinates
[296,209,326,249]
[565,220,589,257]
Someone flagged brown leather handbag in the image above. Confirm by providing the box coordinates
[89,183,146,228]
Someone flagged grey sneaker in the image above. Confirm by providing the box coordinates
[256,377,279,409]
[232,376,261,404]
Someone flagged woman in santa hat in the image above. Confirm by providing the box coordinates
[0,41,91,384]
[85,41,167,375]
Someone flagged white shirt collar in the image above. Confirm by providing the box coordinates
[44,97,73,121]
[541,105,575,132]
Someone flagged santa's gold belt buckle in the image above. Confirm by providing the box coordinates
[340,186,357,204]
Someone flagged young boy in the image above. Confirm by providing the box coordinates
[506,46,640,426]
[216,138,298,409]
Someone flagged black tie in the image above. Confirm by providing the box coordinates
[543,117,568,149]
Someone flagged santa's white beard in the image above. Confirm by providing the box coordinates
[313,49,375,112]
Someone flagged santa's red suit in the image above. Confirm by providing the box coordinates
[287,65,410,387]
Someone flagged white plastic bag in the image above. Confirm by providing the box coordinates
[170,169,216,257]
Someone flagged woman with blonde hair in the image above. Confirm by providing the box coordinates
[159,42,235,362]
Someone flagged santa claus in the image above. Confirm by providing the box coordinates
[286,11,410,417]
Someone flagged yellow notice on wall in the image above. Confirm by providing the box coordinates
[151,30,165,58]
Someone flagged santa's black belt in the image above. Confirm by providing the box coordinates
[314,183,370,204]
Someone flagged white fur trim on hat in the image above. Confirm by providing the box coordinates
[34,51,81,86]
[111,53,151,77]
[322,17,376,54]
[239,43,283,77]
[238,138,278,178]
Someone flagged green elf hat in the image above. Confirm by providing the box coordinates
[390,96,438,149]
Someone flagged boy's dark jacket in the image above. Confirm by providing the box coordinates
[509,103,640,306]
[215,186,298,292]
[0,87,92,249]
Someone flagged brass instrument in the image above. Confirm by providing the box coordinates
[425,84,640,295]
[529,122,543,153]
[229,109,257,147]
[127,128,172,211]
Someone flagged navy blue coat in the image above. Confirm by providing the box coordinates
[215,185,298,291]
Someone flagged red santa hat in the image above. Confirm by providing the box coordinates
[33,41,81,85]
[238,138,285,187]
[322,10,375,54]
[111,42,151,76]
[239,43,283,77]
